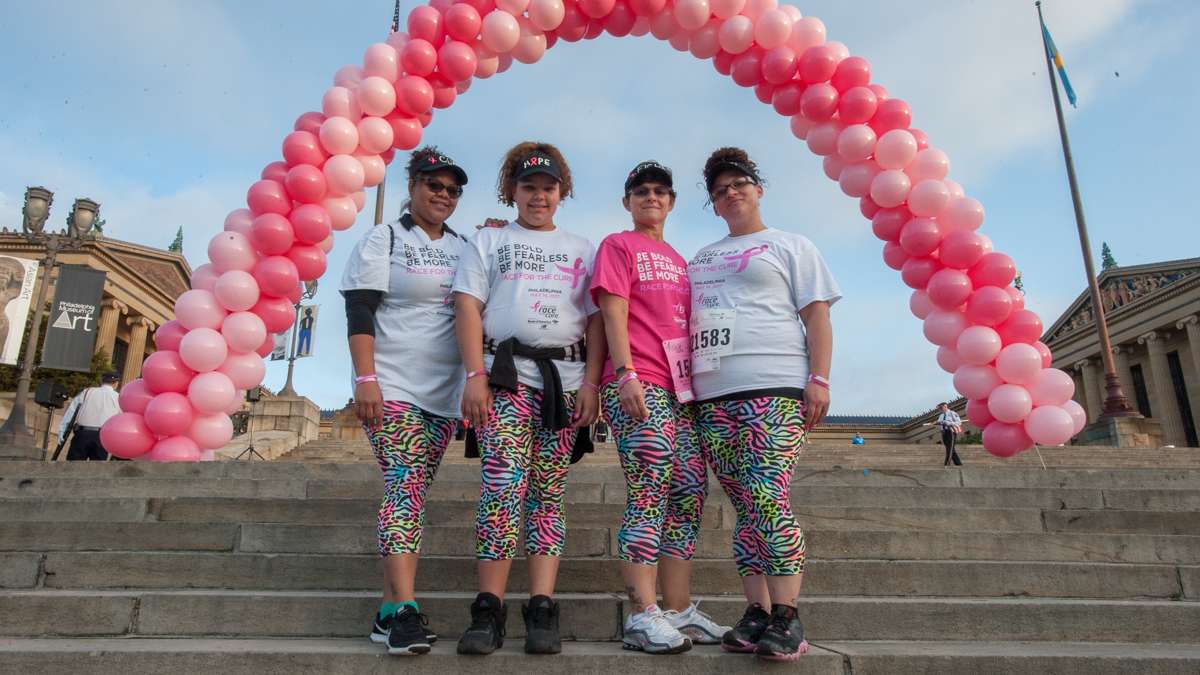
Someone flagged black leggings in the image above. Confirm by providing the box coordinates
[941,428,961,466]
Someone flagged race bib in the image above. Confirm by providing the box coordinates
[690,309,735,373]
[661,337,695,402]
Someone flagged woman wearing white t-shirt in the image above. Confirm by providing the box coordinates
[452,142,604,656]
[689,147,841,661]
[341,147,469,656]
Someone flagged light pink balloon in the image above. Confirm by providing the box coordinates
[319,117,359,156]
[218,351,267,390]
[787,16,825,53]
[175,290,228,331]
[936,346,962,374]
[323,196,357,231]
[358,77,397,118]
[942,196,985,231]
[1029,368,1075,407]
[944,179,965,199]
[333,64,364,88]
[497,0,530,14]
[363,43,400,81]
[838,162,879,199]
[512,18,547,63]
[956,325,1003,366]
[1033,340,1053,368]
[223,208,254,236]
[179,328,229,373]
[907,179,951,218]
[825,40,849,62]
[321,86,362,121]
[227,389,247,415]
[873,129,917,170]
[822,155,844,182]
[789,114,812,140]
[529,0,566,30]
[101,412,157,459]
[870,170,911,208]
[190,263,218,292]
[208,231,259,274]
[149,436,202,463]
[988,383,1033,424]
[953,364,1002,400]
[906,148,950,182]
[909,289,933,319]
[995,343,1043,385]
[805,121,843,156]
[718,15,754,54]
[188,371,237,415]
[323,154,365,196]
[144,392,195,437]
[189,412,235,450]
[742,0,778,21]
[926,268,972,310]
[755,9,793,49]
[358,153,387,188]
[923,309,968,347]
[356,117,394,155]
[983,421,1032,457]
[118,379,155,415]
[212,270,261,313]
[1063,399,1087,433]
[317,235,334,253]
[482,10,521,52]
[711,0,746,20]
[222,311,268,354]
[648,7,680,38]
[1025,405,1074,446]
[675,0,711,31]
[836,124,877,162]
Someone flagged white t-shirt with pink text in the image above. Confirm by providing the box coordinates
[452,221,598,391]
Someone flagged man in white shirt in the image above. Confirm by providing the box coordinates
[936,402,963,466]
[60,372,122,461]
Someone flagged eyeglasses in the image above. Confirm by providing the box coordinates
[709,177,756,201]
[629,185,675,198]
[422,178,463,199]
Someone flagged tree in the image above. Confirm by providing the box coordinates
[1014,273,1024,293]
[168,227,184,253]
[1101,242,1118,270]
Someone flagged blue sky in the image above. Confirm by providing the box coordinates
[2,0,1197,414]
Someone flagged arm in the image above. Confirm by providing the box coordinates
[597,291,649,421]
[455,293,491,429]
[58,394,81,438]
[798,300,832,429]
[572,311,606,428]
[345,289,384,429]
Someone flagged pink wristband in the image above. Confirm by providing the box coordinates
[583,381,600,391]
[466,369,487,380]
[354,374,378,385]
[617,371,639,391]
[808,374,829,390]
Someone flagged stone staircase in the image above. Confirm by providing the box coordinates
[1,457,1199,673]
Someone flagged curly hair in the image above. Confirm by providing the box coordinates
[702,146,764,198]
[405,145,449,184]
[495,141,574,206]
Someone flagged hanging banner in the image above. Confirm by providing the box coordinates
[0,255,39,366]
[40,265,106,372]
[270,332,289,361]
[295,304,318,358]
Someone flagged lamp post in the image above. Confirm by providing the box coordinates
[277,280,319,398]
[0,190,100,459]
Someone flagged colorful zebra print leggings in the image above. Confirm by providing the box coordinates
[602,382,708,565]
[696,396,808,577]
[366,400,459,556]
[475,383,578,561]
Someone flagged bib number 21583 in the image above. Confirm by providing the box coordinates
[690,309,735,374]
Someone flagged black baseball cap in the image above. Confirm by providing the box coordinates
[101,371,120,383]
[515,150,563,182]
[414,149,468,185]
[624,160,674,193]
[705,158,759,194]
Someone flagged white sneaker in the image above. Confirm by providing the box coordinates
[663,602,732,645]
[622,605,692,654]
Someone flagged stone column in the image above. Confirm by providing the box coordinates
[1138,330,1185,446]
[122,316,154,385]
[1074,358,1103,423]
[1177,315,1200,430]
[93,299,127,358]
[1111,345,1137,412]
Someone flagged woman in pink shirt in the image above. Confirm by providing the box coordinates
[591,161,730,654]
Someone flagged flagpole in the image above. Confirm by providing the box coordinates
[1034,1,1134,418]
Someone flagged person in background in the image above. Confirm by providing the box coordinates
[60,371,121,461]
[936,402,963,466]
[851,433,865,446]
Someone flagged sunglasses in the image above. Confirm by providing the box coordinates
[709,176,756,201]
[629,185,675,198]
[422,178,463,198]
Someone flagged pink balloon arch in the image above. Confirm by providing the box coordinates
[101,0,1085,461]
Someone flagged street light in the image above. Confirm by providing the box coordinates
[277,279,319,398]
[0,188,100,460]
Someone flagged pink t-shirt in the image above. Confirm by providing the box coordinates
[590,230,691,394]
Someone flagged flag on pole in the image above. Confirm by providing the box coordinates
[1040,19,1078,107]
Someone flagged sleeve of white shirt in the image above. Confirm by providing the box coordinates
[451,232,492,304]
[340,224,393,292]
[786,235,843,313]
[58,394,81,437]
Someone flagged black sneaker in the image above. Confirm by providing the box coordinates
[388,606,432,656]
[457,592,507,655]
[371,610,438,645]
[721,603,771,653]
[522,595,562,654]
[754,604,809,661]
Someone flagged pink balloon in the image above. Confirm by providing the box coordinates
[965,286,1014,327]
[922,309,968,348]
[1025,405,1074,446]
[909,289,933,319]
[395,76,435,116]
[900,256,940,290]
[357,77,397,118]
[188,371,237,415]
[926,268,972,310]
[208,232,259,274]
[323,154,365,196]
[293,111,325,135]
[218,351,267,390]
[870,170,911,208]
[323,196,358,231]
[322,86,362,121]
[401,39,438,76]
[250,213,296,257]
[717,15,754,54]
[530,0,566,29]
[253,256,300,298]
[939,230,987,270]
[871,207,909,242]
[874,130,917,170]
[882,241,908,271]
[1063,399,1087,434]
[179,328,229,373]
[711,0,745,19]
[316,235,334,254]
[118,379,155,415]
[282,131,327,168]
[1007,286,1026,312]
[799,83,838,121]
[787,16,824,53]
[837,86,877,125]
[445,3,484,40]
[148,436,202,463]
[936,346,962,374]
[189,412,235,450]
[966,398,994,429]
[319,117,359,156]
[805,121,843,156]
[388,115,423,151]
[252,296,295,334]
[899,217,942,257]
[786,110,811,137]
[909,127,929,149]
[190,263,218,292]
[289,204,333,245]
[761,46,798,84]
[942,196,984,231]
[407,5,445,44]
[970,252,1017,289]
[579,0,616,17]
[222,311,268,354]
[742,0,778,21]
[628,0,664,16]
[953,364,1002,400]
[988,383,1033,424]
[822,155,845,182]
[356,117,394,155]
[223,209,254,236]
[830,55,870,91]
[144,392,195,437]
[907,179,951,218]
[860,196,880,219]
[482,9,521,51]
[871,97,912,133]
[246,180,290,217]
[284,164,327,205]
[101,412,156,459]
[228,389,248,414]
[838,162,878,199]
[287,245,328,282]
[997,309,1043,346]
[996,343,1043,385]
[602,1,636,37]
[755,9,793,50]
[1029,368,1075,407]
[836,124,877,162]
[983,421,1032,457]
[154,320,188,353]
[798,44,838,82]
[1033,341,1053,368]
[440,40,479,80]
[956,325,1003,366]
[260,162,288,184]
[363,43,400,80]
[906,148,950,182]
[175,290,227,331]
[358,153,387,188]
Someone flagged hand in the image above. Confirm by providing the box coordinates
[476,217,507,230]
[354,381,384,431]
[803,384,830,429]
[572,385,599,429]
[618,379,650,422]
[461,376,493,430]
